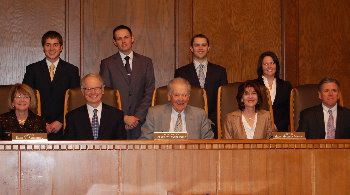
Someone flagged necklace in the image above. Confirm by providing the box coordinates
[18,119,26,125]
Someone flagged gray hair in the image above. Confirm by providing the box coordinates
[167,77,191,95]
[318,78,340,91]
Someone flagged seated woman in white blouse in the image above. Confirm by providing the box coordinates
[222,81,272,139]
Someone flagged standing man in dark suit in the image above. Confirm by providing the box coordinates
[100,25,155,139]
[64,74,126,140]
[23,31,80,140]
[175,34,227,138]
[297,78,350,139]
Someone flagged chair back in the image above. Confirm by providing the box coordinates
[0,85,41,115]
[289,84,344,132]
[152,86,208,115]
[63,87,122,128]
[217,82,274,139]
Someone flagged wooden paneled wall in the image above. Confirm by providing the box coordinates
[0,0,349,105]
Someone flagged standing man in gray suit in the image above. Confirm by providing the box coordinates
[139,78,214,140]
[100,25,155,139]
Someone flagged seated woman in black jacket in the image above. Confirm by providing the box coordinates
[0,84,46,140]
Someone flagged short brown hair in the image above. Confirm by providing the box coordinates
[236,81,263,111]
[318,78,340,91]
[41,31,63,46]
[8,84,37,110]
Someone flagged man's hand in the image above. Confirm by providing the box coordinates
[124,115,139,130]
[46,121,63,133]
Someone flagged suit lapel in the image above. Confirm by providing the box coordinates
[316,105,326,137]
[188,64,201,87]
[40,59,52,84]
[81,106,94,139]
[98,104,107,139]
[162,104,172,132]
[52,59,64,84]
[130,52,141,88]
[184,106,194,134]
[204,63,214,88]
[336,105,343,138]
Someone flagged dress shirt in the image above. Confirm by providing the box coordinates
[193,59,208,81]
[119,51,134,71]
[262,75,276,104]
[322,103,337,138]
[86,103,102,125]
[169,108,187,132]
[242,113,257,139]
[46,58,59,72]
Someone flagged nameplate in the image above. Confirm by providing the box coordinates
[12,133,48,141]
[272,132,306,139]
[154,132,188,140]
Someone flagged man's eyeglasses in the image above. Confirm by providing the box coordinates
[82,87,103,92]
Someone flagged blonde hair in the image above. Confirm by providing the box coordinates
[8,84,37,110]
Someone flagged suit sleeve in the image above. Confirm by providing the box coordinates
[220,67,228,86]
[64,113,76,140]
[99,60,112,88]
[297,110,308,136]
[70,66,81,88]
[22,66,35,88]
[115,111,127,139]
[200,110,214,139]
[134,59,155,122]
[139,108,155,140]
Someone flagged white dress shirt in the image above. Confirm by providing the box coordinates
[193,59,208,80]
[46,58,59,72]
[262,75,276,105]
[242,113,257,139]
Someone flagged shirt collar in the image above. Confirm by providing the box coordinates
[46,58,60,67]
[119,51,134,61]
[86,102,103,112]
[262,75,276,83]
[193,59,208,69]
[322,103,337,113]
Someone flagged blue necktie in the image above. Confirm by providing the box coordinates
[92,109,99,140]
[124,56,132,76]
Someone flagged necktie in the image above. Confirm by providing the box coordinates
[326,109,335,139]
[174,113,182,132]
[49,64,55,81]
[124,56,132,76]
[92,109,99,140]
[198,64,205,88]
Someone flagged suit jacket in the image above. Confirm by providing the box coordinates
[100,52,155,139]
[255,77,292,131]
[23,58,80,140]
[297,104,350,139]
[175,62,227,124]
[139,104,214,140]
[222,110,272,139]
[64,103,126,140]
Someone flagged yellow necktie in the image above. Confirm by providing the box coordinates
[49,64,55,81]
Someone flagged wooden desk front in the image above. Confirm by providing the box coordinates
[1,140,350,194]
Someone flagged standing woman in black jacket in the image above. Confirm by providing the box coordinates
[254,51,292,131]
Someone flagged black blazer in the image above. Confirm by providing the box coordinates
[297,104,350,139]
[255,77,292,131]
[64,103,126,140]
[174,62,227,124]
[23,58,80,139]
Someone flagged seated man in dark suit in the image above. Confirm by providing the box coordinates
[64,73,126,140]
[297,78,350,139]
[175,34,227,138]
[139,78,214,140]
